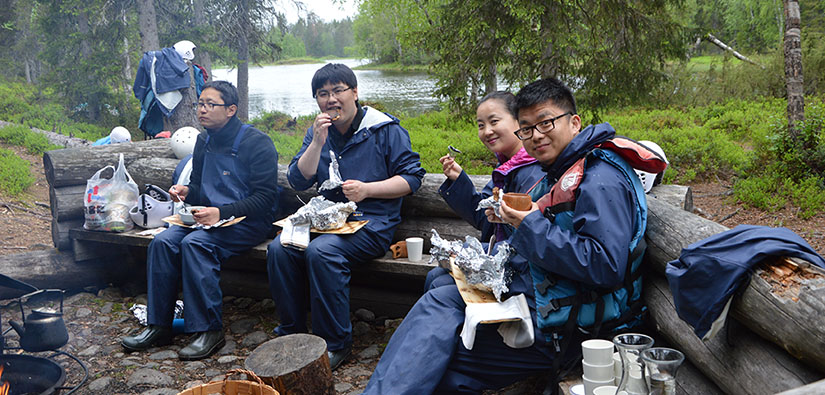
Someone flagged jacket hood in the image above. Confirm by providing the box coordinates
[356,106,396,133]
[543,122,616,179]
[492,147,537,188]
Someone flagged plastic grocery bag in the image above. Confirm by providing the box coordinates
[83,153,139,232]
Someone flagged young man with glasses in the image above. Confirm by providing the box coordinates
[266,63,425,371]
[122,80,280,361]
[364,77,660,394]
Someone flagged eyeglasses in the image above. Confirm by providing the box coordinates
[316,86,352,100]
[192,102,232,111]
[514,112,574,141]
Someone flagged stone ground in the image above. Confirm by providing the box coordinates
[0,285,577,394]
[0,285,402,395]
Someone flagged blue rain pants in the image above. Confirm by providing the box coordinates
[267,229,387,352]
[364,284,577,394]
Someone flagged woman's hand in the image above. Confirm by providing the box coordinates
[439,155,463,181]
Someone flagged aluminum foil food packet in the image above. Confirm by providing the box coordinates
[289,196,356,230]
[428,229,512,301]
[319,150,344,191]
[476,187,505,220]
[130,300,183,326]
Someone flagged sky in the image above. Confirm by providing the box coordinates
[280,0,359,24]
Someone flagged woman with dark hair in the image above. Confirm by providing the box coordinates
[425,91,543,289]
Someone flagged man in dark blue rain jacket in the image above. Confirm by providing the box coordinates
[121,81,279,361]
[364,78,650,394]
[266,63,425,371]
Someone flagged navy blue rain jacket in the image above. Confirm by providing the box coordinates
[133,48,190,101]
[287,107,425,244]
[666,224,825,339]
[510,123,639,288]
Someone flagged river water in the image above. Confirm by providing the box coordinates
[212,59,441,119]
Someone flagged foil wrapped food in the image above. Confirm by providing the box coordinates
[476,187,505,220]
[428,229,512,301]
[131,300,183,326]
[290,196,356,230]
[319,150,344,191]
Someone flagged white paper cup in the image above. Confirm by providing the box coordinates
[581,339,614,365]
[406,237,424,262]
[612,352,622,384]
[593,385,618,395]
[569,384,585,395]
[582,360,614,382]
[583,376,615,395]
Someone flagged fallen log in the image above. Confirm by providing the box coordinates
[777,378,825,395]
[0,249,142,299]
[43,139,175,188]
[645,196,825,373]
[51,218,83,251]
[0,121,91,148]
[645,274,822,394]
[50,184,86,222]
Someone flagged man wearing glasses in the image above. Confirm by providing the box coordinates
[122,80,280,360]
[266,63,425,371]
[365,77,656,394]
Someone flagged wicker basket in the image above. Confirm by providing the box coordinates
[177,369,279,395]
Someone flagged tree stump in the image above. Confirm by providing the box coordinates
[244,334,334,395]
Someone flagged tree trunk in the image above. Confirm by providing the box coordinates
[783,0,804,131]
[237,0,250,121]
[162,62,199,133]
[704,33,764,67]
[75,10,100,121]
[645,196,825,373]
[193,0,212,76]
[645,275,822,395]
[136,0,160,52]
[43,139,175,188]
[122,13,133,94]
[244,335,334,395]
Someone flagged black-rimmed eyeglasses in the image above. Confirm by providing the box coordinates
[316,86,352,100]
[192,102,232,111]
[514,111,574,141]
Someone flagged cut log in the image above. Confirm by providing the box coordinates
[50,184,86,222]
[244,334,334,395]
[645,196,825,373]
[127,157,180,191]
[52,218,83,251]
[644,275,822,394]
[0,249,143,299]
[43,139,175,188]
[648,184,693,212]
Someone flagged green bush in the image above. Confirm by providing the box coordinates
[0,124,61,154]
[401,110,493,175]
[733,172,786,212]
[0,147,35,196]
[788,176,825,220]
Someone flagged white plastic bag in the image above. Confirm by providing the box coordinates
[83,153,139,232]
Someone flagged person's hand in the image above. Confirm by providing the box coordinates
[498,200,538,228]
[439,155,463,181]
[193,207,220,226]
[342,179,371,202]
[309,112,332,149]
[169,185,189,202]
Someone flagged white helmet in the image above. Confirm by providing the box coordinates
[171,126,201,159]
[110,126,131,143]
[130,185,174,228]
[173,40,196,61]
[635,140,668,193]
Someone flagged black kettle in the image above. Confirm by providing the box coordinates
[8,289,69,352]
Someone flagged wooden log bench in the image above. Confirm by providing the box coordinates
[42,140,825,393]
[44,139,487,316]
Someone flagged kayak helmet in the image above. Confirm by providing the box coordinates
[129,184,174,228]
[110,126,132,144]
[173,40,196,61]
[171,126,201,159]
[635,140,668,193]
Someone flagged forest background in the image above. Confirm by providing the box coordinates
[1,0,825,220]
